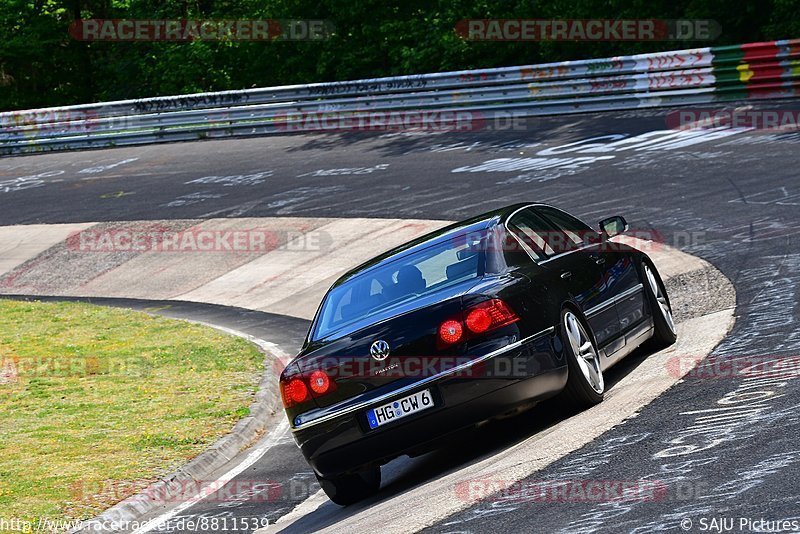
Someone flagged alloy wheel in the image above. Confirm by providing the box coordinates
[563,311,604,394]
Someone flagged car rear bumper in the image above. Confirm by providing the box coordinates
[291,329,567,477]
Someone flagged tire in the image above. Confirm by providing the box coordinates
[316,466,381,506]
[641,260,677,349]
[557,308,604,409]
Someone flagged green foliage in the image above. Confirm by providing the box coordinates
[1,0,798,110]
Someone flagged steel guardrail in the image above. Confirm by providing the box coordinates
[1,39,798,155]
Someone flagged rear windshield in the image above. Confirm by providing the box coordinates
[312,233,487,341]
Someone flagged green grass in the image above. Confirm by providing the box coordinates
[0,299,265,524]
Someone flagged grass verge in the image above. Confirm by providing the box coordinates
[0,299,265,524]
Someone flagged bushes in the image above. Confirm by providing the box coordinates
[1,0,797,111]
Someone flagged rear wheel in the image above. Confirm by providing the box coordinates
[558,309,604,409]
[316,466,381,506]
[642,261,677,349]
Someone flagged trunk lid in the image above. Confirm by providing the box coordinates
[296,284,474,409]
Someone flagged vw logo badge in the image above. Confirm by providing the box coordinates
[370,340,390,361]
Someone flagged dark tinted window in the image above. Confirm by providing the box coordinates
[508,208,579,257]
[500,230,535,267]
[536,206,598,250]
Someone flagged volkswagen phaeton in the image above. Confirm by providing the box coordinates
[279,203,676,505]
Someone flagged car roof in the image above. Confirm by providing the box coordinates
[333,203,538,286]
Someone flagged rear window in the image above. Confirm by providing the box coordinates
[312,233,487,340]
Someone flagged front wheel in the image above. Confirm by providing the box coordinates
[642,261,677,349]
[557,309,604,409]
[316,466,381,506]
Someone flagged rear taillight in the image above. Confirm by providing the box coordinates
[308,370,331,395]
[280,377,309,408]
[469,299,519,332]
[280,369,336,408]
[438,299,520,345]
[439,320,464,344]
[466,308,492,333]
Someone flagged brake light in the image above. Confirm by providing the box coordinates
[465,308,492,333]
[308,370,331,395]
[475,299,520,330]
[281,377,309,407]
[439,320,463,345]
[438,299,520,345]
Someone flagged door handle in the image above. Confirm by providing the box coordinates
[591,255,606,265]
[560,271,572,279]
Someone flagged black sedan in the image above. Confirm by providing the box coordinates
[279,203,676,505]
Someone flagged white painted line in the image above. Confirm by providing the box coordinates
[190,320,293,366]
[126,319,292,533]
[131,419,290,534]
[78,158,139,174]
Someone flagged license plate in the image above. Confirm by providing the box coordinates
[367,389,434,429]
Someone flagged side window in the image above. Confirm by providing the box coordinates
[536,206,598,250]
[507,209,556,259]
[500,231,535,267]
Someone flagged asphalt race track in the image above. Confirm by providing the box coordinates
[2,102,799,533]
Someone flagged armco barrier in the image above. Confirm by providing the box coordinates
[1,39,798,155]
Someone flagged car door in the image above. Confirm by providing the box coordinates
[532,206,623,352]
[506,207,620,351]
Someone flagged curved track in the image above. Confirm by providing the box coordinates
[2,102,799,533]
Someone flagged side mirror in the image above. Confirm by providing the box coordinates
[599,215,628,238]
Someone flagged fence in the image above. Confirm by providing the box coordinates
[1,39,798,156]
